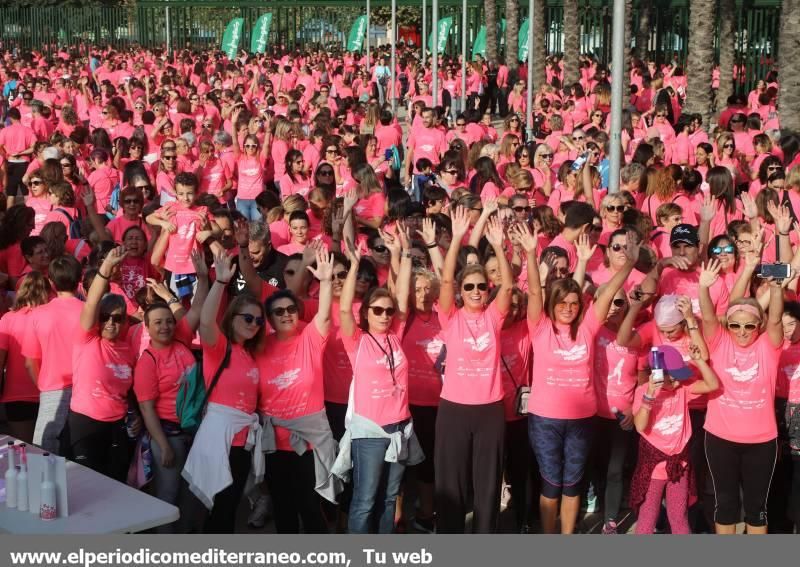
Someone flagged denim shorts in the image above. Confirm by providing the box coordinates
[528,414,593,498]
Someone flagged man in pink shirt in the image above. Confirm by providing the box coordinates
[655,224,730,317]
[21,255,84,454]
[29,101,54,142]
[0,107,37,208]
[550,202,598,272]
[404,107,447,180]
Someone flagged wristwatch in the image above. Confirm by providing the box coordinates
[167,297,180,306]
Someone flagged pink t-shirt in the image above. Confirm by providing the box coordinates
[134,339,197,423]
[593,325,640,419]
[407,126,448,169]
[341,325,410,427]
[528,306,602,419]
[778,340,800,402]
[107,216,146,244]
[279,172,313,198]
[658,267,730,318]
[353,192,386,223]
[499,320,532,421]
[632,382,692,479]
[26,195,51,236]
[437,302,506,405]
[87,166,120,213]
[21,296,84,392]
[705,328,780,443]
[157,202,208,275]
[203,337,260,447]
[70,327,136,422]
[257,322,328,451]
[0,308,40,403]
[402,311,444,407]
[236,155,266,200]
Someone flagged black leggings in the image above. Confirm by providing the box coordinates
[409,405,437,484]
[265,450,328,534]
[434,399,505,533]
[705,431,777,527]
[504,418,538,530]
[588,416,632,524]
[63,410,131,482]
[204,447,251,533]
[791,456,800,530]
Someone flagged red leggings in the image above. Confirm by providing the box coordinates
[635,473,691,534]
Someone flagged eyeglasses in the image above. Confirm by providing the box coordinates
[270,305,299,317]
[133,184,151,190]
[572,136,584,141]
[99,313,125,324]
[368,306,396,317]
[123,198,142,205]
[60,162,72,167]
[539,153,554,159]
[162,155,176,161]
[606,205,626,213]
[727,321,758,331]
[723,143,734,149]
[244,144,258,149]
[325,148,338,154]
[372,245,388,254]
[711,244,735,255]
[512,205,532,213]
[318,170,334,177]
[609,243,627,252]
[443,169,458,175]
[101,111,108,116]
[510,117,520,123]
[332,270,348,280]
[236,313,266,326]
[30,180,43,186]
[463,282,489,292]
[356,272,374,282]
[612,298,626,307]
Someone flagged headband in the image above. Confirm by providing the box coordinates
[726,303,762,320]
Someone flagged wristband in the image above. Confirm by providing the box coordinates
[780,231,790,236]
[216,279,230,285]
[426,242,438,249]
[686,326,699,331]
[642,393,656,403]
[167,297,180,306]
[96,271,110,280]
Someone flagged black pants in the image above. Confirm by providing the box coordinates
[265,450,328,534]
[63,410,131,482]
[705,431,777,527]
[588,416,631,524]
[323,401,352,519]
[204,447,251,533]
[688,409,714,532]
[409,405,437,484]
[5,162,28,197]
[434,399,505,533]
[791,455,800,530]
[504,417,538,530]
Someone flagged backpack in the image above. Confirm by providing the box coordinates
[54,208,83,239]
[107,181,121,219]
[144,339,232,434]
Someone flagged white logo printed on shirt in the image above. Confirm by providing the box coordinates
[553,344,588,362]
[653,414,683,436]
[377,350,405,369]
[417,337,444,356]
[597,336,611,348]
[725,363,759,383]
[782,363,800,382]
[247,368,260,384]
[270,368,300,390]
[464,333,492,353]
[608,359,625,386]
[106,363,132,381]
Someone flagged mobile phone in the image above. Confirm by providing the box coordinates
[757,263,792,279]
[384,148,393,161]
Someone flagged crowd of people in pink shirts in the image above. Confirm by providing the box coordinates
[0,41,797,536]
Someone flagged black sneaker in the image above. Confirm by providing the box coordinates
[412,515,435,534]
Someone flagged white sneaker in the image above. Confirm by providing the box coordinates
[247,495,271,529]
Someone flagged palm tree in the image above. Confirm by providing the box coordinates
[780,0,800,133]
[717,0,736,114]
[624,0,634,80]
[505,0,519,73]
[635,2,651,60]
[486,0,498,62]
[532,0,547,88]
[563,0,580,86]
[684,0,717,127]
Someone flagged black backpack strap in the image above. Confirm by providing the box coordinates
[201,338,233,410]
[55,207,75,224]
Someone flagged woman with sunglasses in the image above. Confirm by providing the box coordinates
[334,225,418,534]
[63,246,136,481]
[156,143,178,204]
[698,256,784,535]
[522,224,639,534]
[278,149,312,200]
[24,170,52,236]
[186,252,266,533]
[531,143,556,199]
[507,81,527,117]
[256,248,339,534]
[228,111,269,221]
[313,162,336,195]
[715,131,746,184]
[705,234,741,291]
[598,194,627,241]
[433,208,514,533]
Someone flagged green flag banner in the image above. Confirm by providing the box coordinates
[427,16,454,55]
[251,13,273,54]
[471,20,506,60]
[518,18,530,61]
[221,17,244,59]
[347,15,367,52]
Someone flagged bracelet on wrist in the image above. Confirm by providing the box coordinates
[426,242,438,249]
[642,393,657,402]
[216,279,229,285]
[780,231,790,236]
[96,271,110,280]
[167,297,180,306]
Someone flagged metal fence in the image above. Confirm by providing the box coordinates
[0,0,781,91]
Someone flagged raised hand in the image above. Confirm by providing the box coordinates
[698,259,722,288]
[234,218,250,247]
[344,237,362,264]
[101,246,127,271]
[342,188,358,212]
[688,342,707,362]
[396,221,412,251]
[699,193,717,223]
[675,295,693,319]
[146,278,175,302]
[623,230,642,265]
[213,251,235,284]
[82,188,96,208]
[511,223,538,254]
[482,197,499,217]
[768,201,793,235]
[740,192,758,220]
[417,216,437,246]
[575,233,596,263]
[190,250,209,278]
[450,206,471,240]
[307,249,334,281]
[379,226,401,256]
[485,215,505,247]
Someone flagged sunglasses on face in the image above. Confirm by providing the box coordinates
[60,162,72,167]
[270,305,299,317]
[369,306,396,317]
[244,144,258,149]
[727,321,758,331]
[768,166,781,171]
[236,313,266,326]
[612,298,627,307]
[606,205,626,213]
[123,198,142,205]
[711,244,735,255]
[656,113,667,118]
[723,143,734,149]
[162,155,176,161]
[30,180,43,186]
[332,270,348,280]
[99,313,125,324]
[372,245,388,254]
[512,205,532,213]
[510,118,520,123]
[356,272,374,282]
[318,170,334,176]
[133,184,151,190]
[573,136,584,141]
[463,282,489,292]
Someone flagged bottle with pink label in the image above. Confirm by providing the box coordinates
[39,452,57,521]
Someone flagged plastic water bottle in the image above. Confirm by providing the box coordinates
[4,441,17,509]
[611,406,625,423]
[16,445,28,512]
[125,409,138,439]
[651,347,664,384]
[39,453,57,521]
